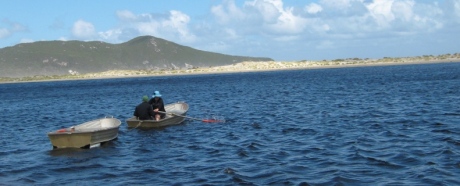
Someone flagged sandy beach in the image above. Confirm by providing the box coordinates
[1,57,459,84]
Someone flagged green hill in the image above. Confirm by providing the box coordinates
[0,35,273,77]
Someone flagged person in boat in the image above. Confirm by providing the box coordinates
[134,95,155,120]
[148,90,166,121]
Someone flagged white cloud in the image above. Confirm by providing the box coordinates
[305,3,323,14]
[29,0,455,61]
[109,10,196,43]
[254,0,308,34]
[72,20,96,39]
[19,38,34,44]
[203,0,459,60]
[455,0,460,19]
[99,29,123,41]
[211,0,307,35]
[444,0,460,24]
[361,0,444,33]
[0,20,27,39]
[392,0,414,22]
[224,28,239,39]
[366,0,395,28]
[211,0,246,24]
[163,10,196,42]
[116,10,137,22]
[273,35,300,42]
[136,21,161,36]
[250,0,282,23]
[0,28,9,38]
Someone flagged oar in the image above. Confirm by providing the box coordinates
[158,111,224,123]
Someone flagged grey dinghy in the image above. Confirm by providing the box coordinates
[126,102,189,129]
[47,117,121,149]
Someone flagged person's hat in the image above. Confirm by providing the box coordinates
[142,95,149,102]
[152,91,162,98]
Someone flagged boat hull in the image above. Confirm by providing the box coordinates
[48,118,121,149]
[127,102,189,129]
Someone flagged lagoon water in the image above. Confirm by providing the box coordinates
[1,62,460,185]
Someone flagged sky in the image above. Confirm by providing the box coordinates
[1,0,459,61]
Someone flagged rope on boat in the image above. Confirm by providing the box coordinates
[129,120,143,130]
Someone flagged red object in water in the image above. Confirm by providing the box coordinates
[202,119,221,123]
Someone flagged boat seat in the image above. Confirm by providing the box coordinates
[100,119,112,128]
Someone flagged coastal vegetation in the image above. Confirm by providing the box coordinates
[1,53,458,83]
[0,35,271,78]
[1,35,458,83]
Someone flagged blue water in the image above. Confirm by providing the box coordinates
[1,62,460,185]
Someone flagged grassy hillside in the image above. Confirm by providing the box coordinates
[0,35,273,77]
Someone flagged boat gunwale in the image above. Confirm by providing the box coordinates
[47,126,121,135]
[47,118,122,135]
[125,113,187,123]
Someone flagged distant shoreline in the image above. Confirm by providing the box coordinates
[1,58,459,84]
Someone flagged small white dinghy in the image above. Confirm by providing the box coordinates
[47,117,121,149]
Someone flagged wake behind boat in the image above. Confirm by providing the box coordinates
[126,102,189,129]
[47,117,121,149]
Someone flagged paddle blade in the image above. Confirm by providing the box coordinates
[202,119,224,123]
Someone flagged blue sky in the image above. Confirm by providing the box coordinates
[1,0,459,61]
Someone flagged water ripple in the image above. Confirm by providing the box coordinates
[1,63,460,185]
